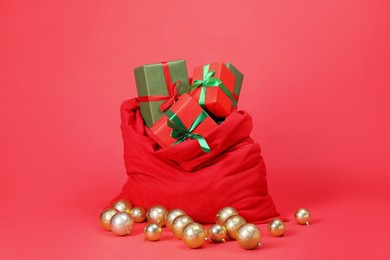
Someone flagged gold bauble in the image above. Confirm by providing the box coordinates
[208,224,227,243]
[113,199,133,214]
[295,208,311,225]
[110,212,134,236]
[165,209,186,230]
[224,215,247,240]
[182,223,207,249]
[144,223,163,241]
[267,219,285,237]
[130,206,146,223]
[237,223,262,250]
[216,207,239,226]
[171,215,194,239]
[146,205,168,226]
[99,207,119,231]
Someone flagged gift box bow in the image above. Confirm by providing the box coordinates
[166,109,211,153]
[191,64,236,106]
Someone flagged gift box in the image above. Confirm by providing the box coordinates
[190,62,235,118]
[225,62,244,107]
[134,60,190,127]
[150,93,218,152]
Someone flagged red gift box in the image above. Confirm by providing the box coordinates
[150,93,218,151]
[190,62,236,118]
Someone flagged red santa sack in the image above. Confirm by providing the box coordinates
[111,98,283,223]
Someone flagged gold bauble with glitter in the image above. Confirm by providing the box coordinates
[295,208,311,225]
[208,224,227,243]
[110,212,134,236]
[267,219,285,236]
[113,199,133,214]
[144,223,163,241]
[146,205,168,226]
[172,215,194,239]
[165,209,186,230]
[236,223,262,250]
[224,215,246,240]
[216,207,238,226]
[182,223,207,249]
[99,207,119,231]
[130,206,146,223]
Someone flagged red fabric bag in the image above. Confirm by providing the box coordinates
[112,98,283,223]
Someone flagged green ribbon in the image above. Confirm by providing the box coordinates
[191,64,235,107]
[165,109,211,153]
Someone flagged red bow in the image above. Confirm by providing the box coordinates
[138,62,183,112]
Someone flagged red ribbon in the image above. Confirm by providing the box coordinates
[233,93,239,101]
[138,62,182,112]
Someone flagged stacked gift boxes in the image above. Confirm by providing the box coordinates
[134,60,244,152]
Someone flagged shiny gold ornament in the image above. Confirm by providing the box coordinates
[182,223,207,249]
[267,219,285,237]
[99,207,119,231]
[110,212,134,236]
[130,206,146,223]
[165,209,186,230]
[237,223,262,250]
[224,215,247,240]
[216,207,239,226]
[144,223,163,241]
[208,224,227,243]
[146,205,168,226]
[171,215,194,239]
[113,199,133,214]
[295,208,311,225]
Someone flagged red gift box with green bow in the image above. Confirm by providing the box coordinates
[190,62,236,118]
[150,93,218,152]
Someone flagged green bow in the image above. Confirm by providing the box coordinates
[191,64,234,107]
[165,109,211,153]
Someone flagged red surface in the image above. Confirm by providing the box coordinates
[0,0,389,259]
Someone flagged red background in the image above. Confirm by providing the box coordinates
[1,0,389,259]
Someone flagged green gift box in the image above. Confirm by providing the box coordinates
[225,62,244,107]
[134,60,190,127]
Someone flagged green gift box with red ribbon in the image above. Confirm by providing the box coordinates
[190,62,236,118]
[150,93,218,152]
[134,60,190,127]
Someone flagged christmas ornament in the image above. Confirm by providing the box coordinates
[172,215,194,240]
[224,215,246,240]
[216,207,238,226]
[130,206,146,223]
[267,219,285,237]
[182,223,207,249]
[208,224,227,243]
[237,223,262,250]
[146,205,168,226]
[99,207,119,231]
[144,223,163,241]
[113,199,133,214]
[110,212,134,236]
[295,208,311,225]
[165,209,186,230]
